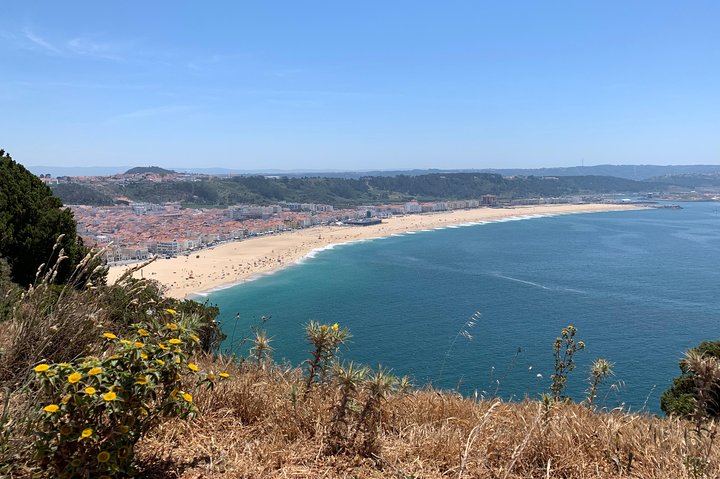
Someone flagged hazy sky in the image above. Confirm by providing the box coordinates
[1,1,719,170]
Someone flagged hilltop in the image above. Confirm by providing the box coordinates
[124,166,177,176]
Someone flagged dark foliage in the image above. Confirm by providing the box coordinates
[0,257,20,322]
[50,183,115,206]
[0,150,86,287]
[74,172,666,207]
[660,341,720,417]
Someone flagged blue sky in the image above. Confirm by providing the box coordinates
[1,1,719,170]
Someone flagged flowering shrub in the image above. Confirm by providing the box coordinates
[30,309,229,478]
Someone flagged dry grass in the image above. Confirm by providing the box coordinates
[2,254,718,478]
[134,356,720,479]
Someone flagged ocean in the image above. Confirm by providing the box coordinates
[206,202,720,412]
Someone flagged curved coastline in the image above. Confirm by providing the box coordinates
[107,204,646,299]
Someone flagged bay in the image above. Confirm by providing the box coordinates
[207,202,720,412]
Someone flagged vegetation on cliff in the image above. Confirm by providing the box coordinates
[0,150,86,286]
[61,172,665,207]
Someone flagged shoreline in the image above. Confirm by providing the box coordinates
[107,204,646,299]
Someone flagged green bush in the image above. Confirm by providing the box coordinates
[30,309,229,477]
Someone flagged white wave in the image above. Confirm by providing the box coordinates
[493,273,552,290]
[492,272,586,294]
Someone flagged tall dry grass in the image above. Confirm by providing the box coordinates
[0,248,160,388]
[135,355,720,479]
[1,249,718,478]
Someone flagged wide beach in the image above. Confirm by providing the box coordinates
[107,203,644,299]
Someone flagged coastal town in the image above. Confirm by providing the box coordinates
[70,197,496,262]
[68,192,612,264]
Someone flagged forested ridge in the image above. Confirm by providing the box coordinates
[53,173,666,206]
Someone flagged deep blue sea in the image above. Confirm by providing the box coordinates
[206,202,720,412]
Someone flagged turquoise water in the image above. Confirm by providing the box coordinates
[206,203,720,412]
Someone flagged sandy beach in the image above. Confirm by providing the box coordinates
[107,203,645,299]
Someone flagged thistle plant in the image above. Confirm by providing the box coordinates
[586,358,614,409]
[303,321,350,394]
[29,309,230,478]
[550,325,585,402]
[682,350,720,432]
[352,366,397,458]
[250,329,273,369]
[327,361,368,454]
[680,350,720,477]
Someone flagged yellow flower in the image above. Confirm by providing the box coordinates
[321,324,328,333]
[43,404,59,413]
[34,363,50,373]
[102,332,117,340]
[120,339,131,345]
[139,407,148,416]
[165,308,177,315]
[156,359,165,365]
[189,334,200,342]
[137,328,150,336]
[140,352,148,360]
[135,375,148,385]
[188,363,199,372]
[175,358,181,364]
[61,394,72,404]
[331,323,339,333]
[173,348,182,354]
[81,428,93,438]
[207,372,216,381]
[219,372,230,379]
[166,322,179,331]
[168,338,182,345]
[102,391,117,401]
[88,367,102,376]
[182,393,193,403]
[134,341,144,349]
[84,387,96,395]
[97,451,110,463]
[158,343,170,350]
[67,372,82,384]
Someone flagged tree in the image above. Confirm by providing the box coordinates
[661,341,720,418]
[0,149,85,286]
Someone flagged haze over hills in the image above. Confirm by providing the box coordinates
[26,163,720,181]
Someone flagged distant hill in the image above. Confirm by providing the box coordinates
[650,173,720,188]
[25,164,720,181]
[26,165,131,177]
[478,164,720,181]
[124,166,176,175]
[49,183,115,206]
[70,172,667,207]
[177,164,720,180]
